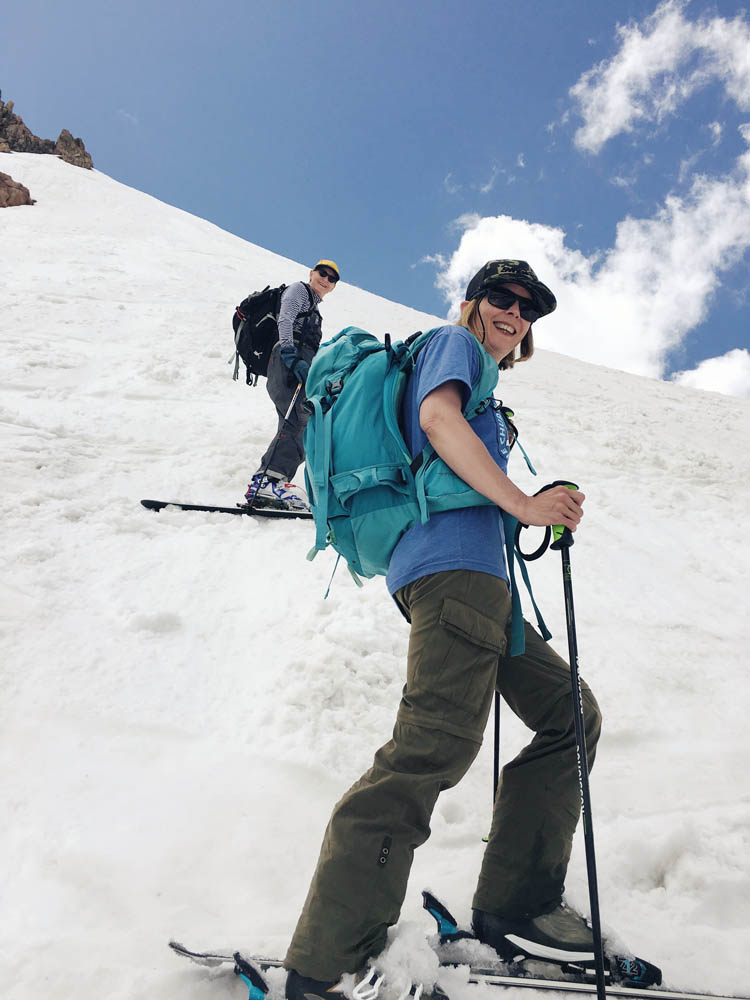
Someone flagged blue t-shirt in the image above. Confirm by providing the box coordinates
[386,325,511,596]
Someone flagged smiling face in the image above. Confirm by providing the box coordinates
[309,266,337,298]
[462,282,532,364]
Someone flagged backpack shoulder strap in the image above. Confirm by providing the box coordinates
[464,334,499,413]
[401,326,499,413]
[299,282,317,318]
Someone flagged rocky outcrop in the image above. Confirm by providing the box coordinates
[0,92,93,168]
[0,96,56,154]
[0,171,36,207]
[54,128,93,169]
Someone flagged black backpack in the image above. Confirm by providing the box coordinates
[230,283,315,385]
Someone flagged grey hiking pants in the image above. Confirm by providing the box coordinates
[284,570,602,981]
[254,341,315,483]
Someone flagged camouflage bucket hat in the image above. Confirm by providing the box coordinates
[465,259,556,318]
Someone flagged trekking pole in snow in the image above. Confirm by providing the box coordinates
[549,483,607,1000]
[245,382,302,514]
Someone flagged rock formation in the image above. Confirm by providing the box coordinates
[0,92,93,168]
[55,128,93,169]
[0,171,36,206]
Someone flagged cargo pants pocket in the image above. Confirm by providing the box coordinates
[397,572,511,742]
[435,595,507,716]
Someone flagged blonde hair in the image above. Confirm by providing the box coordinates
[458,298,535,371]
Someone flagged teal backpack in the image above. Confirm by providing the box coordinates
[303,326,498,576]
[303,325,551,655]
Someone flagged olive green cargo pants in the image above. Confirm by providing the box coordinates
[284,570,602,981]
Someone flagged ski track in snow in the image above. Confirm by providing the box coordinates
[2,153,750,1000]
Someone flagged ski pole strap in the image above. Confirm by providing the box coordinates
[515,480,579,561]
[502,511,552,656]
[514,522,551,562]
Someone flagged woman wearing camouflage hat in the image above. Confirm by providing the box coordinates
[284,260,600,999]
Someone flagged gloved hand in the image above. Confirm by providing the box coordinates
[279,344,298,371]
[292,358,310,384]
[279,344,309,384]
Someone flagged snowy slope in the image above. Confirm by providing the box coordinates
[2,153,749,1000]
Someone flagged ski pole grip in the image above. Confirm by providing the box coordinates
[548,480,579,550]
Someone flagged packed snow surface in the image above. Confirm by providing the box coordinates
[2,153,750,1000]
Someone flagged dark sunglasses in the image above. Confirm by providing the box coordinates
[486,287,541,323]
[316,267,339,283]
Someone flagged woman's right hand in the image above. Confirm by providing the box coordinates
[521,486,585,531]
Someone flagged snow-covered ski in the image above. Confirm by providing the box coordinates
[140,498,312,519]
[169,942,279,1000]
[168,941,283,969]
[168,938,746,1000]
[422,891,662,991]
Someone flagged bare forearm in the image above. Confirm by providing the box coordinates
[423,409,530,519]
[420,383,585,531]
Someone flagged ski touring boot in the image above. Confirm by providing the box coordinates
[472,903,661,988]
[244,474,310,513]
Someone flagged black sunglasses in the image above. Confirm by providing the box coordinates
[316,267,339,283]
[486,287,541,323]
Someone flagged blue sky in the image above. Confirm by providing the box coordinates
[3,0,750,396]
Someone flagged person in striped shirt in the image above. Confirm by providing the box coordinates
[245,260,340,510]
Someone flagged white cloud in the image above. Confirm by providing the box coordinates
[450,212,481,232]
[428,4,750,398]
[677,149,703,184]
[570,0,750,154]
[117,109,139,126]
[433,127,750,381]
[417,252,447,270]
[672,349,750,398]
[443,173,462,195]
[480,165,500,195]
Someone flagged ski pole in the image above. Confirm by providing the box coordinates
[483,693,501,842]
[493,690,500,802]
[245,382,302,514]
[549,484,607,1000]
